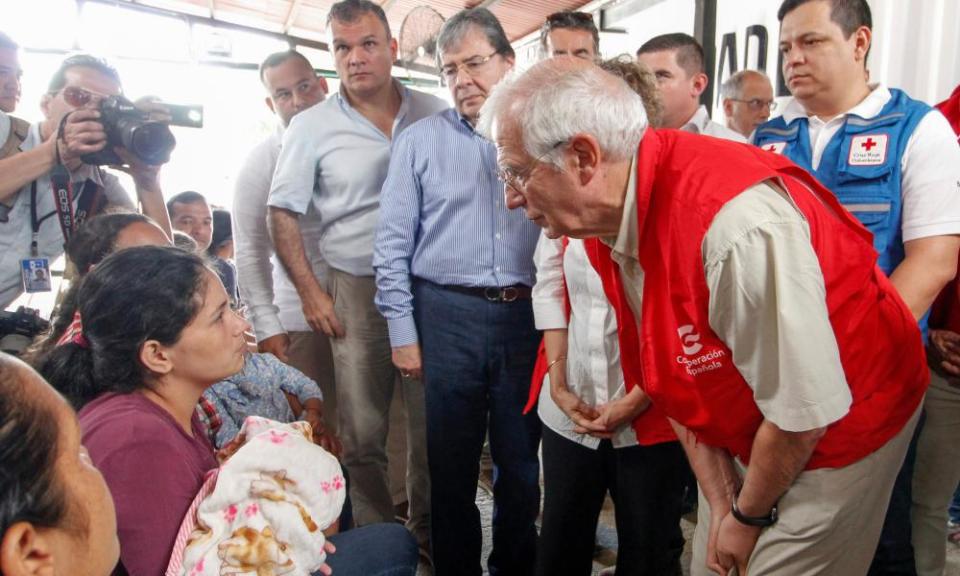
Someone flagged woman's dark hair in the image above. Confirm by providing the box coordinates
[36,246,209,409]
[25,212,154,363]
[0,356,68,536]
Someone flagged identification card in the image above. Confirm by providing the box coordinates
[21,258,51,293]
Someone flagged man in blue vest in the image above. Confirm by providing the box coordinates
[754,1,960,574]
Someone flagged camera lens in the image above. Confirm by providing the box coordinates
[126,122,176,165]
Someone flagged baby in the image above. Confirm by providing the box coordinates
[167,417,345,576]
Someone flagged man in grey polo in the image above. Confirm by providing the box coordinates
[267,0,446,541]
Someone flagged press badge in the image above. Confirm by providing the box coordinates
[21,258,51,293]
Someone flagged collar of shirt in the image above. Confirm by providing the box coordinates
[782,83,891,125]
[0,111,9,145]
[604,154,640,260]
[681,105,711,134]
[335,78,411,136]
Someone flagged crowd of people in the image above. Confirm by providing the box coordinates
[1,0,960,575]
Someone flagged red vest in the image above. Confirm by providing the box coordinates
[591,129,927,470]
[526,240,676,446]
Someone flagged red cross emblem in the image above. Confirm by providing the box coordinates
[861,137,878,151]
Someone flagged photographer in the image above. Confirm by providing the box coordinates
[0,53,172,309]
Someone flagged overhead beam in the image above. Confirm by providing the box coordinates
[379,0,398,14]
[283,0,304,33]
[473,0,503,9]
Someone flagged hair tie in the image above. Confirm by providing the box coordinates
[56,310,89,349]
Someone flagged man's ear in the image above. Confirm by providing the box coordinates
[0,522,55,576]
[722,98,734,118]
[389,37,399,62]
[139,340,173,377]
[318,76,330,96]
[568,133,601,186]
[691,72,709,98]
[39,93,53,122]
[852,25,872,67]
[264,96,275,115]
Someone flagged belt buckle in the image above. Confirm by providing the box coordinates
[501,286,519,302]
[484,286,501,302]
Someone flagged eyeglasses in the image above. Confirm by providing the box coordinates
[497,141,566,192]
[729,98,777,111]
[440,52,498,81]
[54,85,111,108]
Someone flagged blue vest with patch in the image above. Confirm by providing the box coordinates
[754,89,931,276]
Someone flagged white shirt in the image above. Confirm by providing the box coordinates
[682,105,748,143]
[0,111,9,145]
[532,233,637,449]
[0,123,133,308]
[607,165,851,433]
[779,84,960,242]
[268,82,447,277]
[233,124,325,341]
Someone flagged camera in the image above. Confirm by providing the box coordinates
[81,95,203,166]
[0,306,50,355]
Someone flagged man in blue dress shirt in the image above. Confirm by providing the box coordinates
[373,8,542,575]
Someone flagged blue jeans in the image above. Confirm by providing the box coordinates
[414,281,542,576]
[321,523,418,576]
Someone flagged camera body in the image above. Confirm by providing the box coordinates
[0,306,50,339]
[81,95,177,166]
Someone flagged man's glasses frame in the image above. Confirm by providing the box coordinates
[729,98,778,112]
[497,140,567,193]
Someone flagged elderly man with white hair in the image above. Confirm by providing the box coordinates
[478,57,928,576]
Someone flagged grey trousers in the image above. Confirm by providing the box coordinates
[324,268,430,534]
[692,405,921,576]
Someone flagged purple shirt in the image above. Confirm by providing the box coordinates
[80,392,218,576]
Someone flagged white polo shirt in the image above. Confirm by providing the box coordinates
[778,84,960,243]
[233,124,325,341]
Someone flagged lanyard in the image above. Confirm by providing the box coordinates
[29,171,99,257]
[29,181,57,258]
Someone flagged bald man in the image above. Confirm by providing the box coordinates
[720,70,775,138]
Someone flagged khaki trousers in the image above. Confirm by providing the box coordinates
[912,370,960,576]
[286,330,337,432]
[324,268,430,533]
[692,405,921,576]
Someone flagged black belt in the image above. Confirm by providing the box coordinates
[441,284,532,302]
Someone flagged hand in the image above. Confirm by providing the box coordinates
[930,329,960,376]
[550,381,601,432]
[576,388,650,439]
[56,109,107,170]
[302,285,345,338]
[304,407,343,457]
[393,343,422,379]
[111,146,162,192]
[258,333,291,363]
[316,540,337,575]
[716,508,762,575]
[705,501,734,575]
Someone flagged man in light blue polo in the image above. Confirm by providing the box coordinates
[373,9,541,575]
[267,0,446,542]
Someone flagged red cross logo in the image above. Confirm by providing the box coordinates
[861,137,878,151]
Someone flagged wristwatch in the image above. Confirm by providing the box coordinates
[731,494,778,527]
